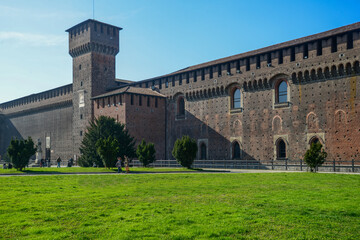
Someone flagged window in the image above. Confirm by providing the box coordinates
[278,50,283,64]
[201,69,205,80]
[193,71,197,82]
[139,95,142,106]
[267,53,271,64]
[246,58,250,71]
[256,56,260,69]
[159,79,162,89]
[147,96,150,107]
[303,43,308,59]
[277,139,286,159]
[218,65,221,77]
[233,142,241,159]
[210,67,213,79]
[310,137,320,146]
[177,97,185,117]
[186,73,190,83]
[236,60,240,72]
[200,143,207,160]
[80,114,83,120]
[80,131,83,136]
[179,75,182,85]
[277,81,288,103]
[131,94,134,105]
[347,32,353,49]
[165,78,169,88]
[232,89,241,109]
[290,47,295,61]
[331,37,337,53]
[172,77,175,86]
[317,40,322,56]
[155,98,158,108]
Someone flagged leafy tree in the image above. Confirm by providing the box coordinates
[78,116,136,167]
[7,137,37,171]
[303,142,327,172]
[172,135,198,168]
[96,136,119,168]
[136,139,156,167]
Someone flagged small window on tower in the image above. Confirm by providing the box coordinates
[80,114,83,120]
[155,98,158,108]
[80,131,83,136]
[79,64,81,70]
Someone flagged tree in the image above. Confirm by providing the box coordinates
[96,136,119,168]
[303,142,327,172]
[136,139,156,167]
[172,135,198,168]
[78,116,136,167]
[7,137,37,171]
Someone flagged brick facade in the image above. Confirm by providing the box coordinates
[0,20,359,164]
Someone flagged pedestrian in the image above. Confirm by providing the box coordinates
[92,162,97,168]
[116,157,122,173]
[56,157,61,168]
[8,163,12,169]
[47,158,51,167]
[40,158,44,168]
[3,163,7,169]
[68,158,73,167]
[124,155,130,173]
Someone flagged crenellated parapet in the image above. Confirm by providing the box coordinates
[68,42,119,57]
[0,84,73,114]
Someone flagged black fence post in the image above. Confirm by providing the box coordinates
[352,159,355,172]
[333,159,336,172]
[285,159,288,170]
[271,160,274,170]
[300,159,303,171]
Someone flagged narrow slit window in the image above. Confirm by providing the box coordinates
[347,32,353,49]
[278,50,283,64]
[290,47,295,62]
[317,40,322,56]
[331,37,337,53]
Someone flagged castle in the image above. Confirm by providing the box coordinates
[1,19,360,164]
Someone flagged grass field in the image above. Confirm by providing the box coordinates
[0,173,359,239]
[0,167,196,175]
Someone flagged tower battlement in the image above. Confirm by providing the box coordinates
[66,19,122,57]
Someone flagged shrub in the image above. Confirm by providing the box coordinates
[78,116,136,167]
[304,142,327,172]
[172,135,198,168]
[136,139,156,167]
[96,136,119,168]
[7,137,37,171]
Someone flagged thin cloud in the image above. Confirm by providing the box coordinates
[0,32,66,46]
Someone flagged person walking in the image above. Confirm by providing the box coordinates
[56,157,61,168]
[116,157,122,173]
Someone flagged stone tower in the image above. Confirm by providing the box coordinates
[66,19,122,156]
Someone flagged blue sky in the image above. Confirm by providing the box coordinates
[0,0,359,103]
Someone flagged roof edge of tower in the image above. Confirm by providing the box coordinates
[66,19,123,32]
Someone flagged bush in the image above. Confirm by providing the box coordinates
[136,139,156,167]
[7,137,37,171]
[304,142,327,172]
[172,135,198,168]
[96,136,119,168]
[78,116,136,167]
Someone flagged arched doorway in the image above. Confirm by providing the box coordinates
[200,143,207,160]
[309,137,321,146]
[233,141,241,159]
[276,139,286,159]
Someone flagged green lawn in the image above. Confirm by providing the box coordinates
[0,167,195,175]
[0,173,359,239]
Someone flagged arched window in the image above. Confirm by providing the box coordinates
[233,142,241,159]
[200,143,207,160]
[232,88,241,109]
[310,137,320,146]
[277,139,286,159]
[277,81,288,103]
[177,97,185,116]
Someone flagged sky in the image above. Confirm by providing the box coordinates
[0,0,359,103]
